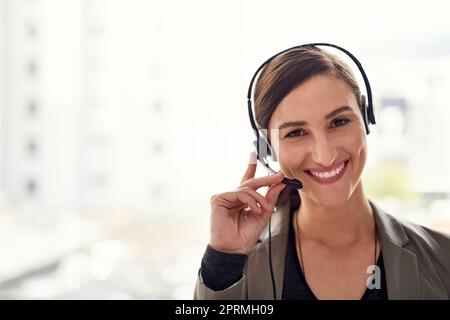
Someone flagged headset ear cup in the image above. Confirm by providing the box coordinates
[268,143,277,162]
[255,130,268,160]
[262,135,278,162]
[360,95,370,135]
[256,130,278,162]
[367,100,376,125]
[262,132,278,162]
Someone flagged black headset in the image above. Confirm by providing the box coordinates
[246,43,376,299]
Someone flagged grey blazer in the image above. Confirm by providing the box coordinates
[194,199,450,300]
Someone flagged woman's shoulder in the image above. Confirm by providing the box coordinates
[392,212,450,248]
[405,220,450,266]
[375,203,450,262]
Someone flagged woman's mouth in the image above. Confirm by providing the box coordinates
[304,160,349,185]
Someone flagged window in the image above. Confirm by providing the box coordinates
[25,179,37,196]
[151,183,164,200]
[153,100,163,114]
[26,22,38,39]
[27,100,38,117]
[26,60,38,78]
[26,139,38,157]
[152,141,163,155]
[91,174,108,188]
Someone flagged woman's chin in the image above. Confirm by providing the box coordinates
[302,191,350,208]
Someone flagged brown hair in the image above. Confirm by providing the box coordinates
[253,46,363,209]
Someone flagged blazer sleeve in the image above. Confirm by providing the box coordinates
[194,268,248,300]
[193,245,249,300]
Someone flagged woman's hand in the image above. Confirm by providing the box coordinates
[209,152,287,255]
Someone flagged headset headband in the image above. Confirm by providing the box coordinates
[247,43,376,134]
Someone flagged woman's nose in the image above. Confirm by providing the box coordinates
[310,136,337,167]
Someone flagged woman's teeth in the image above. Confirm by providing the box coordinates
[309,161,346,179]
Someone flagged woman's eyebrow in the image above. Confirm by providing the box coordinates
[278,105,354,130]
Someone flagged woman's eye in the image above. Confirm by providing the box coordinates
[331,118,350,128]
[284,129,306,138]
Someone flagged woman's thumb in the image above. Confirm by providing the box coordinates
[266,183,287,208]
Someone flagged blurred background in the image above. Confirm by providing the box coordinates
[1,0,450,299]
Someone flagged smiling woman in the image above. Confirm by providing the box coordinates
[269,74,367,209]
[194,45,450,300]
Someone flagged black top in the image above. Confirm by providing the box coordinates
[200,209,389,300]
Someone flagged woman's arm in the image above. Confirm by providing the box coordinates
[194,245,249,299]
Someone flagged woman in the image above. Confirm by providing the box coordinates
[194,45,450,300]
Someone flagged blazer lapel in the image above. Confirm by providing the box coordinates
[272,197,294,299]
[250,198,291,299]
[371,201,421,299]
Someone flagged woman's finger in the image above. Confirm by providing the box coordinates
[238,187,273,212]
[240,171,285,190]
[218,191,262,214]
[265,183,287,208]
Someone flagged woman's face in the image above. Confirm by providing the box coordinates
[268,74,367,207]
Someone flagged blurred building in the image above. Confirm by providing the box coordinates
[1,0,82,210]
[0,0,181,215]
[0,0,243,298]
[408,56,450,201]
[369,55,450,214]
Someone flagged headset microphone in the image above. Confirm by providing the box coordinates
[282,178,303,190]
